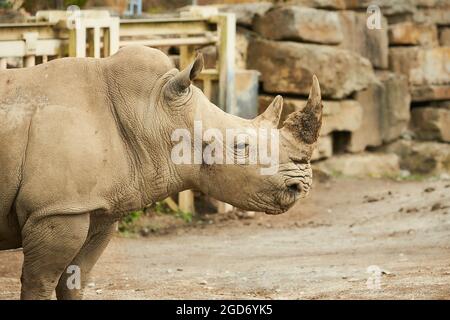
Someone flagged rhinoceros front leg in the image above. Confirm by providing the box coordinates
[20,213,90,300]
[55,219,116,300]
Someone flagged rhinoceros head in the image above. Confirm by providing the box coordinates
[161,53,322,214]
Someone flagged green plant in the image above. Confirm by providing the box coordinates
[154,201,172,214]
[175,210,193,223]
[153,201,192,223]
[118,210,143,233]
[64,0,87,8]
[0,0,12,9]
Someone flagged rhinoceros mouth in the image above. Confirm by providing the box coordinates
[264,208,287,215]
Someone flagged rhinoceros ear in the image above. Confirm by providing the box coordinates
[166,53,204,95]
[254,95,283,128]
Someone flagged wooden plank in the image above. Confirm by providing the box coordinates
[69,27,86,57]
[215,13,236,114]
[103,28,110,57]
[0,39,62,58]
[0,23,57,41]
[179,190,195,214]
[120,36,217,48]
[23,55,35,67]
[180,45,196,69]
[119,20,214,38]
[87,26,101,58]
[0,58,6,69]
[108,18,120,55]
[164,197,179,212]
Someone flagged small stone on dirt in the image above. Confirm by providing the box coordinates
[364,195,383,203]
[235,210,256,219]
[431,203,443,211]
[199,280,208,285]
[424,187,435,193]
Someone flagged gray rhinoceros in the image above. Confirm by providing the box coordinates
[0,45,322,299]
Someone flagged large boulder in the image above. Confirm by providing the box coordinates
[235,27,256,69]
[385,139,450,174]
[347,81,384,152]
[342,0,416,16]
[258,96,363,135]
[439,27,450,46]
[411,107,450,142]
[414,7,450,26]
[253,6,344,44]
[388,22,438,47]
[389,46,450,86]
[410,85,450,102]
[348,71,411,152]
[279,0,346,9]
[248,38,376,98]
[315,152,400,178]
[218,2,273,27]
[378,71,411,143]
[311,135,333,161]
[338,10,389,69]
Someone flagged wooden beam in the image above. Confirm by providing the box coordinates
[120,35,217,48]
[0,22,57,41]
[164,197,179,212]
[179,191,195,214]
[69,26,86,57]
[0,58,7,69]
[87,27,101,58]
[180,45,197,69]
[0,39,63,58]
[214,13,236,114]
[119,20,214,38]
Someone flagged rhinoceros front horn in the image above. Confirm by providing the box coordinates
[281,75,323,144]
[166,53,204,96]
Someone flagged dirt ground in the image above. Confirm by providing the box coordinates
[1,177,449,299]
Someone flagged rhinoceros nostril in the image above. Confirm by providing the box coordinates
[287,182,301,194]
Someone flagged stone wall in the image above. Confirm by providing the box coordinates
[215,0,450,174]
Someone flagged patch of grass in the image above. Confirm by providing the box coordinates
[118,210,144,234]
[389,172,433,182]
[175,210,193,223]
[0,1,12,9]
[118,202,193,235]
[154,201,172,214]
[153,201,193,222]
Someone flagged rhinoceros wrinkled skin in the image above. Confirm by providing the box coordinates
[0,45,322,299]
